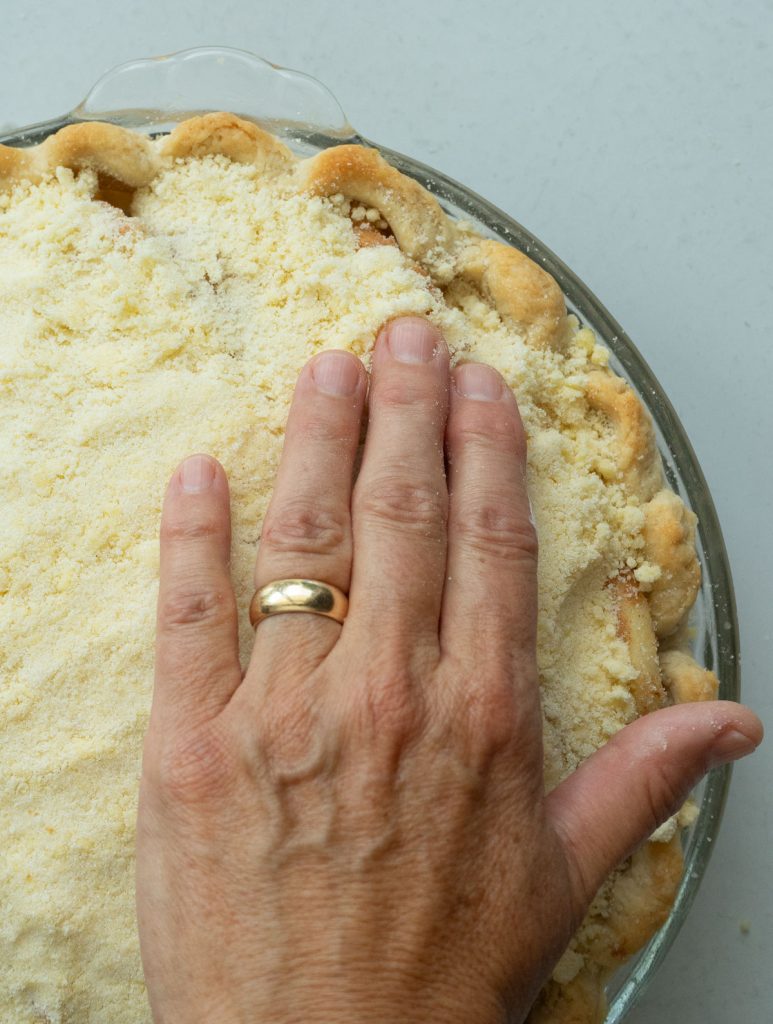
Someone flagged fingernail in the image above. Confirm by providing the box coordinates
[454,362,504,401]
[386,316,439,363]
[311,351,361,396]
[710,728,759,767]
[180,455,216,493]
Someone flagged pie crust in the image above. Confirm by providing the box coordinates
[0,113,717,1023]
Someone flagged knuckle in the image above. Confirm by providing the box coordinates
[158,582,234,631]
[153,727,237,806]
[643,760,689,833]
[448,417,521,455]
[161,514,222,545]
[458,673,519,757]
[358,477,448,534]
[554,827,597,926]
[374,375,437,410]
[349,669,424,749]
[453,500,537,563]
[255,693,320,776]
[291,413,356,447]
[261,500,348,558]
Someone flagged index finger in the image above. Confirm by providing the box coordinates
[154,455,242,728]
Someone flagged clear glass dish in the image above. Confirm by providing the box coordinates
[0,46,740,1023]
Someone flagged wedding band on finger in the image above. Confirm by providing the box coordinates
[249,579,349,629]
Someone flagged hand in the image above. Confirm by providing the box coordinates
[136,316,762,1024]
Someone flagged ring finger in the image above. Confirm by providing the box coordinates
[247,349,367,677]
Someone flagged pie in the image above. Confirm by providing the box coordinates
[0,113,717,1023]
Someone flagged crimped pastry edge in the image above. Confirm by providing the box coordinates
[1,112,568,349]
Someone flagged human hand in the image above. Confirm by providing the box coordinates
[136,316,762,1024]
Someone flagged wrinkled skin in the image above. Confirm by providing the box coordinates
[137,317,762,1024]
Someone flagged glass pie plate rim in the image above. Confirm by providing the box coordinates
[0,45,740,1024]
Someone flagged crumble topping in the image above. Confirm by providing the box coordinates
[2,152,657,1021]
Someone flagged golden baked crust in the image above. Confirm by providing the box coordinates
[642,489,701,638]
[1,114,568,348]
[584,371,663,501]
[0,113,709,1023]
[457,238,569,349]
[608,573,665,715]
[661,649,719,704]
[0,121,159,187]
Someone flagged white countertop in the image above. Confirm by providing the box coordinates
[3,1,771,1020]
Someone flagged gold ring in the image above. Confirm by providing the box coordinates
[249,579,349,628]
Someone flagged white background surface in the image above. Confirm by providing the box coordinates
[2,1,771,1020]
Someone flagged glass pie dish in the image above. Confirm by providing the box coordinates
[0,45,741,1023]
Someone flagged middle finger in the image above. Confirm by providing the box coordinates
[347,317,450,646]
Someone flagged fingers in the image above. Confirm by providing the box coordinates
[441,363,538,678]
[155,455,241,727]
[249,351,367,667]
[347,317,450,647]
[546,701,764,912]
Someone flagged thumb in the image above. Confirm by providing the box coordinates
[545,701,763,911]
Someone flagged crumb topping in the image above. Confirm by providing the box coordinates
[1,149,663,1021]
